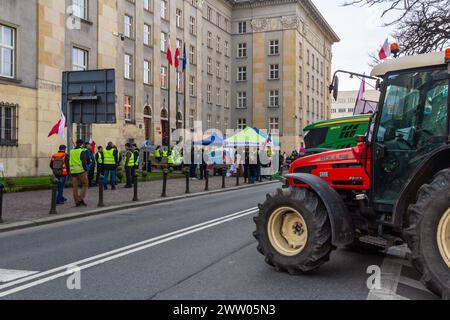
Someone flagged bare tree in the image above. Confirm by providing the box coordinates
[344,0,450,55]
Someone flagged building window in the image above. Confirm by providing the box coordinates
[161,32,167,52]
[0,103,18,146]
[124,15,133,38]
[216,12,221,27]
[189,16,196,35]
[216,61,221,78]
[269,40,279,55]
[269,64,279,80]
[238,21,247,34]
[189,75,196,97]
[76,124,91,144]
[237,118,247,130]
[189,45,196,65]
[160,66,167,89]
[72,0,88,20]
[176,71,182,92]
[124,53,133,79]
[176,39,183,51]
[224,90,229,109]
[224,65,229,81]
[237,67,247,82]
[216,116,221,130]
[207,57,212,74]
[216,36,221,52]
[224,18,230,32]
[206,114,212,130]
[269,117,279,132]
[176,8,183,28]
[237,43,247,58]
[189,109,195,130]
[269,90,279,107]
[207,32,212,48]
[0,25,14,78]
[207,84,212,103]
[216,88,221,106]
[237,92,247,109]
[72,47,88,71]
[144,0,151,11]
[224,117,229,130]
[144,60,151,85]
[207,7,212,21]
[144,24,151,46]
[161,0,168,20]
[224,41,229,57]
[124,96,133,121]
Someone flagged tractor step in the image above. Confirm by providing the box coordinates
[358,236,390,249]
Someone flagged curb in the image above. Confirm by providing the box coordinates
[0,181,279,233]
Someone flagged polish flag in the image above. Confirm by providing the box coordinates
[89,138,96,153]
[378,39,391,60]
[357,76,366,101]
[167,44,173,66]
[48,108,66,138]
[174,47,180,69]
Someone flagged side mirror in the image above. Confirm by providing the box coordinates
[329,76,339,101]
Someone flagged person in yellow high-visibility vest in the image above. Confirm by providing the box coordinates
[69,139,89,207]
[124,143,135,188]
[167,148,175,168]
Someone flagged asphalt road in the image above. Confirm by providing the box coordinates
[0,183,439,300]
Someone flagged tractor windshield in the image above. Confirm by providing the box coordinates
[373,68,449,205]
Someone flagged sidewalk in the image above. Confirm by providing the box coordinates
[0,175,275,226]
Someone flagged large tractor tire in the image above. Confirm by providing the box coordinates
[253,187,334,274]
[404,169,450,299]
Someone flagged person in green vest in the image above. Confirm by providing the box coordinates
[154,146,162,163]
[162,148,169,160]
[70,139,89,207]
[167,147,175,168]
[124,143,135,188]
[95,146,104,186]
[132,143,140,171]
[103,142,119,190]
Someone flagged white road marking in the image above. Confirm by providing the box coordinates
[0,207,258,298]
[367,245,409,300]
[0,269,39,283]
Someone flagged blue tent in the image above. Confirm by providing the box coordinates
[193,132,224,146]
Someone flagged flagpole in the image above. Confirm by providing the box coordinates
[168,58,171,149]
[183,44,187,130]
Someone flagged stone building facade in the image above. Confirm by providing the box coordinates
[0,0,338,177]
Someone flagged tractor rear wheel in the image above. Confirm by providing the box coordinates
[253,187,334,274]
[405,169,450,299]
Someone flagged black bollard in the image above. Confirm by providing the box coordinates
[0,183,4,223]
[204,169,209,191]
[185,167,190,194]
[161,169,168,198]
[236,166,240,186]
[49,178,58,215]
[133,173,139,202]
[98,175,105,207]
[222,169,226,189]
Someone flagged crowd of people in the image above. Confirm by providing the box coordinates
[50,140,140,207]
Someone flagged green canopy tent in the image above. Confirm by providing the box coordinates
[224,127,269,148]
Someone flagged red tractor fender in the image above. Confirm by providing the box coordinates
[284,173,354,247]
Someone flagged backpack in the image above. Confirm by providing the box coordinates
[52,153,68,177]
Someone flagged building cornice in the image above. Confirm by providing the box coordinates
[226,0,340,43]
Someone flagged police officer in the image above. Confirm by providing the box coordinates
[154,146,162,163]
[70,139,89,207]
[124,143,135,188]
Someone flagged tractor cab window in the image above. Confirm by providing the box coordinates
[374,69,449,205]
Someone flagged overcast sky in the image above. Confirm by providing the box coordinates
[314,0,395,91]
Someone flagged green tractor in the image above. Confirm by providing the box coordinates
[303,115,371,151]
[255,50,450,299]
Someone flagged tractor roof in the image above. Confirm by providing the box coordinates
[371,51,447,77]
[304,115,371,131]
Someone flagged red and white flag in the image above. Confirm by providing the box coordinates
[48,107,66,138]
[167,41,173,66]
[174,47,180,69]
[89,138,96,153]
[378,38,391,60]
